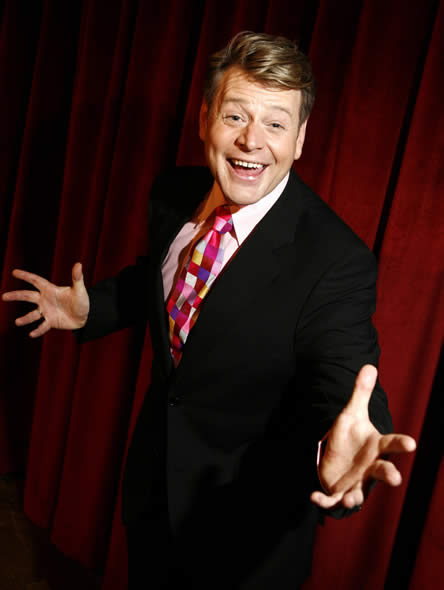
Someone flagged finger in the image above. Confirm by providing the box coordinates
[29,319,51,338]
[342,484,365,508]
[326,438,407,495]
[327,456,370,496]
[15,308,43,326]
[310,490,344,509]
[2,290,40,304]
[12,269,49,290]
[379,433,417,454]
[368,459,402,487]
[344,364,378,417]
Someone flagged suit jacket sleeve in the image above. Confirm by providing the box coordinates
[75,257,150,342]
[294,241,392,439]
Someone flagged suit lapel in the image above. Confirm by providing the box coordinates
[150,217,187,377]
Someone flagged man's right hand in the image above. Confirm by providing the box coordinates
[2,262,90,337]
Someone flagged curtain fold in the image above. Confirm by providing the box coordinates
[0,1,442,588]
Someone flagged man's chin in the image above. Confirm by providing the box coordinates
[224,192,267,206]
[220,180,269,206]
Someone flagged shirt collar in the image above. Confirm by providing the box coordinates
[196,172,290,245]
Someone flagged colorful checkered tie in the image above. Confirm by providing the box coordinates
[167,206,233,365]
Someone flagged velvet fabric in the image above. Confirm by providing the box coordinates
[0,1,442,588]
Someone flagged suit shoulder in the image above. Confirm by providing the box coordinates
[288,171,374,259]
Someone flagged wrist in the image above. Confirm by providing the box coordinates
[316,431,330,494]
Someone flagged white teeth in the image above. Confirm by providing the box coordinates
[231,159,264,170]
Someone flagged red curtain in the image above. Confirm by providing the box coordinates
[0,1,442,588]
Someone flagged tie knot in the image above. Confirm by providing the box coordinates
[212,205,233,235]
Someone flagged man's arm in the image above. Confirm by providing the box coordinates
[294,243,415,509]
[76,257,149,342]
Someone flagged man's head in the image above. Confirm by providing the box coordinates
[199,31,315,206]
[203,31,315,126]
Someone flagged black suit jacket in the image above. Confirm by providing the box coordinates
[79,167,392,588]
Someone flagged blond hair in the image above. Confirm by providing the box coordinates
[204,31,315,124]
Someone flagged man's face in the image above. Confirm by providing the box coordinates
[199,67,307,206]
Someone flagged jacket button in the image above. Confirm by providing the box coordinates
[168,396,182,407]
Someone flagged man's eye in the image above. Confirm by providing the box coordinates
[224,115,242,123]
[270,122,284,129]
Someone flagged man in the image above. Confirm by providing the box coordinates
[3,32,415,589]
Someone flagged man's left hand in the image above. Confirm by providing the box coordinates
[310,364,416,510]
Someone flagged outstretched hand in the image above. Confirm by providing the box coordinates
[311,365,416,510]
[2,262,90,337]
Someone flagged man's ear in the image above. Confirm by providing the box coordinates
[294,119,308,161]
[199,101,209,142]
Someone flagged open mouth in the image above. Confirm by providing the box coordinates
[228,158,267,179]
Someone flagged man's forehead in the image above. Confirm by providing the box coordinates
[221,95,296,118]
[214,68,300,110]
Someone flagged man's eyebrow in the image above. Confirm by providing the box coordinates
[221,97,294,118]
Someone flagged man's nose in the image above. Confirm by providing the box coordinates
[236,122,264,151]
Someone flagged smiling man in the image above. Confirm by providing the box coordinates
[3,32,415,589]
[200,66,307,205]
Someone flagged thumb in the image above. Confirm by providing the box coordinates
[72,262,86,289]
[344,364,378,417]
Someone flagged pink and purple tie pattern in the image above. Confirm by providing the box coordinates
[167,206,233,365]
